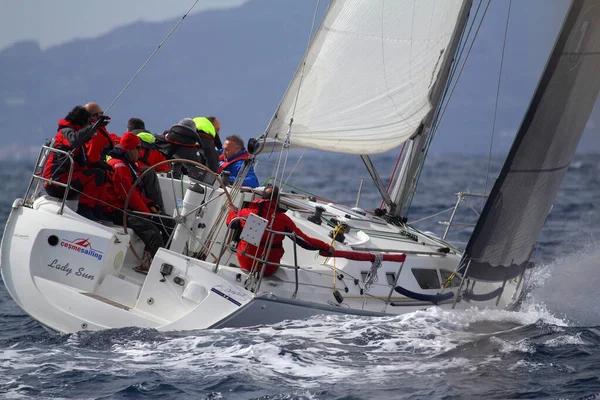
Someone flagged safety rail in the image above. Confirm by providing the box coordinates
[439,191,487,240]
[215,217,412,309]
[23,145,76,215]
[214,216,303,298]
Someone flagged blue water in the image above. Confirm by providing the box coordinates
[1,153,600,399]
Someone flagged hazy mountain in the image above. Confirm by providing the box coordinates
[0,0,597,160]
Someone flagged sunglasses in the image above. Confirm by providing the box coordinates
[92,111,103,118]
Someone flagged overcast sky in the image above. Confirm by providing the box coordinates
[0,0,249,51]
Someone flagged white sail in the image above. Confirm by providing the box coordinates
[264,0,468,155]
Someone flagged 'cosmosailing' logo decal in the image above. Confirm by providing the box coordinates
[60,238,103,261]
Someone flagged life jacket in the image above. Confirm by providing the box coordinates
[218,151,250,173]
[244,199,285,248]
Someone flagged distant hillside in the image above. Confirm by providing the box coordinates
[0,0,598,160]
[0,0,316,156]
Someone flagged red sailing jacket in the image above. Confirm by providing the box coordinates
[84,125,114,164]
[226,199,330,275]
[105,156,151,214]
[138,147,169,172]
[42,119,97,183]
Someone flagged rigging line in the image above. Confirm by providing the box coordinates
[446,0,485,92]
[429,0,491,136]
[408,206,455,225]
[400,2,486,216]
[263,1,319,182]
[422,0,485,149]
[382,3,482,212]
[405,0,492,214]
[104,0,200,113]
[283,149,306,187]
[482,0,512,211]
[290,0,321,119]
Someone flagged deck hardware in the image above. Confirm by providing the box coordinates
[47,235,59,246]
[173,277,185,286]
[308,206,325,225]
[160,263,173,282]
[333,290,344,304]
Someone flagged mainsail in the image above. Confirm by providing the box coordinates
[460,0,600,282]
[264,0,469,155]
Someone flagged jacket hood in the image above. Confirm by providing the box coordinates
[165,124,199,144]
[57,118,81,131]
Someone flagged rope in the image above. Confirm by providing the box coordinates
[363,254,383,292]
[407,206,455,225]
[104,0,200,113]
[284,149,306,187]
[405,0,492,214]
[482,0,512,211]
[267,0,321,199]
[290,0,321,119]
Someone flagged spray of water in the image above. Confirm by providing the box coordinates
[523,239,600,326]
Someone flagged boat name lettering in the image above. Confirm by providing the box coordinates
[47,260,95,281]
[60,238,103,261]
[47,259,73,276]
[213,285,248,300]
[75,267,95,280]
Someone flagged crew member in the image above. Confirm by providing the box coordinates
[155,118,206,177]
[43,105,110,221]
[226,186,334,276]
[127,117,169,173]
[218,134,259,188]
[193,116,220,172]
[104,132,172,271]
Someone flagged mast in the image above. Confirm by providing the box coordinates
[387,0,473,218]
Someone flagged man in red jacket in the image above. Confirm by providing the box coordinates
[81,102,115,220]
[105,132,171,269]
[84,102,115,164]
[226,186,334,276]
[43,105,110,220]
[127,117,167,211]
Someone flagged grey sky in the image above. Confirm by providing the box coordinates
[0,0,249,51]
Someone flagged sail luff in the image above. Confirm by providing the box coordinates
[459,0,600,282]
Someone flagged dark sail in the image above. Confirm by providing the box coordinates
[459,0,600,282]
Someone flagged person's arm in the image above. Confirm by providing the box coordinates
[282,214,332,252]
[61,125,98,150]
[226,206,250,228]
[112,163,151,214]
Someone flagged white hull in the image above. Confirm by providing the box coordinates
[0,174,525,334]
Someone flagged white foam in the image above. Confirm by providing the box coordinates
[524,240,600,326]
[543,333,585,347]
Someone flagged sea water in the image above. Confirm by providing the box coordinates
[0,153,599,399]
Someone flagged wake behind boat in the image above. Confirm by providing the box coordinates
[2,0,600,334]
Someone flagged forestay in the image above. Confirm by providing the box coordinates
[264,0,468,155]
[459,0,600,282]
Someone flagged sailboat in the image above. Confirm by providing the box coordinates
[1,0,599,334]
